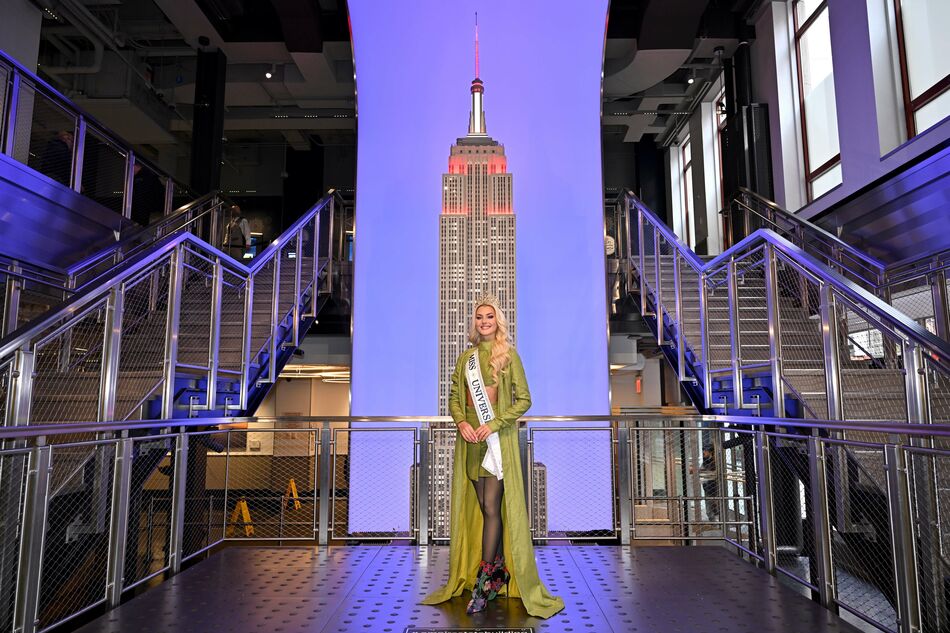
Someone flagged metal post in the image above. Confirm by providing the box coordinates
[807,436,836,609]
[903,341,928,425]
[930,269,949,341]
[161,249,183,419]
[14,444,51,633]
[2,263,21,337]
[10,348,34,426]
[106,438,133,606]
[208,197,221,249]
[325,196,336,297]
[417,425,429,546]
[3,72,21,157]
[239,276,254,410]
[71,118,86,194]
[884,444,921,633]
[318,423,332,546]
[754,431,776,572]
[673,251,686,381]
[727,258,743,410]
[700,274,713,410]
[292,230,303,347]
[310,211,320,315]
[122,153,135,220]
[168,432,188,574]
[617,421,632,546]
[763,245,785,417]
[98,287,125,422]
[654,230,663,344]
[638,208,647,316]
[163,178,174,217]
[268,251,281,382]
[206,257,223,411]
[819,285,843,420]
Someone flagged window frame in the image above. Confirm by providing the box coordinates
[892,0,950,137]
[793,0,841,201]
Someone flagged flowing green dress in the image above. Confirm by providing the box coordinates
[420,343,565,619]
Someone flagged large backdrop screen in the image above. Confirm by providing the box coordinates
[348,0,611,535]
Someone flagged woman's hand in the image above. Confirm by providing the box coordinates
[457,421,478,443]
[473,424,494,441]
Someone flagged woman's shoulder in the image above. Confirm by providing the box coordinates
[454,347,477,365]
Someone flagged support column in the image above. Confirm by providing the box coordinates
[189,49,227,194]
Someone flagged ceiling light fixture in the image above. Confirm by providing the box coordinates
[265,64,275,79]
[687,71,695,85]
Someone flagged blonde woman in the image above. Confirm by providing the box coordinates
[421,296,564,618]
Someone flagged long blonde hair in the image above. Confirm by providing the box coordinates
[468,297,512,381]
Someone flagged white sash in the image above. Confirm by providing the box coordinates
[465,350,504,480]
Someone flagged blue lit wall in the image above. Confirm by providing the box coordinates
[348,0,610,533]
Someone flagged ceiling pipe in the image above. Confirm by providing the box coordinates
[39,13,104,77]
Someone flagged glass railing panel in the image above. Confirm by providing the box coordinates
[80,128,129,216]
[130,159,168,226]
[15,83,77,187]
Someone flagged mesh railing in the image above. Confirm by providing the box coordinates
[124,437,175,589]
[1,416,950,633]
[627,193,950,426]
[30,299,108,424]
[0,449,29,633]
[824,440,898,632]
[115,265,170,421]
[181,431,227,562]
[528,426,615,540]
[836,299,908,423]
[767,434,814,588]
[222,427,318,540]
[332,428,416,540]
[38,441,116,632]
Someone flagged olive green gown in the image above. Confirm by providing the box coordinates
[420,342,565,619]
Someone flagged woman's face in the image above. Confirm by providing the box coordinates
[475,305,497,340]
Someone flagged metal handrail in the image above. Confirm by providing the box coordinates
[0,47,194,214]
[3,412,950,441]
[627,190,950,423]
[636,194,948,360]
[66,192,229,284]
[0,192,335,424]
[727,187,887,284]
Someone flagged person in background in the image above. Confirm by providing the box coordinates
[39,130,74,187]
[130,163,163,226]
[224,205,251,260]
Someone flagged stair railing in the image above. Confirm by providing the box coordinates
[0,48,193,220]
[626,191,950,424]
[0,193,335,426]
[0,192,230,337]
[725,188,950,340]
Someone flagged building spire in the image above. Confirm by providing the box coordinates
[475,12,479,79]
[468,12,487,136]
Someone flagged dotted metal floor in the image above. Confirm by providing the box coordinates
[74,545,864,633]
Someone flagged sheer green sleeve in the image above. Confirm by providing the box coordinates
[448,352,467,424]
[488,349,531,432]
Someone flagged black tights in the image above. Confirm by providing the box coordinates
[472,476,504,562]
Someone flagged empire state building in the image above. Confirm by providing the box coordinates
[438,25,516,415]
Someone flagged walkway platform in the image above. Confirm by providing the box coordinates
[75,545,864,633]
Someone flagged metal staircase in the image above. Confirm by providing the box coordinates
[0,191,340,426]
[626,191,950,423]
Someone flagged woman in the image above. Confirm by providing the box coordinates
[420,296,564,618]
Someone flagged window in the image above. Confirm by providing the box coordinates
[681,136,693,245]
[893,0,950,136]
[794,0,842,200]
